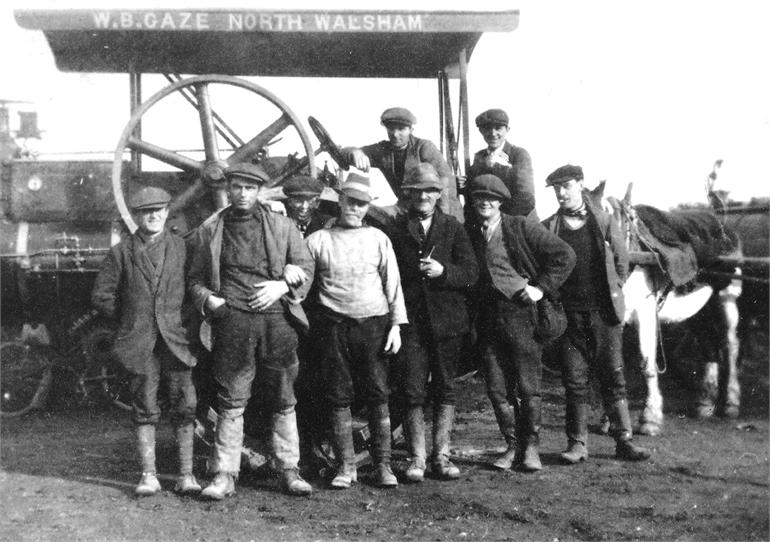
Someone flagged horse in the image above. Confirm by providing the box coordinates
[586,181,743,436]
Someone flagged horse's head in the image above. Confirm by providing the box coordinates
[583,181,642,252]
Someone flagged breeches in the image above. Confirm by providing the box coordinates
[478,297,543,408]
[130,339,196,426]
[396,323,462,406]
[211,308,299,412]
[317,313,391,409]
[559,310,627,407]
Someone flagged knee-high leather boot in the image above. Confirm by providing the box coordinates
[369,403,397,488]
[329,407,357,489]
[431,404,460,479]
[519,397,542,472]
[560,400,589,464]
[403,406,426,482]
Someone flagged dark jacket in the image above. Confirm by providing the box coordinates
[468,214,576,301]
[299,212,333,238]
[361,135,463,220]
[388,209,478,339]
[187,205,315,331]
[468,141,535,218]
[91,231,197,374]
[542,198,629,324]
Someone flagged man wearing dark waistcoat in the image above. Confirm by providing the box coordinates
[91,186,200,497]
[188,162,315,499]
[388,163,479,483]
[542,164,650,464]
[467,174,575,472]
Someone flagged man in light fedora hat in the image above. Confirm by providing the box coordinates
[91,186,201,497]
[305,172,408,489]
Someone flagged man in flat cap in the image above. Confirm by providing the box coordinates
[188,162,315,499]
[305,173,407,489]
[467,174,575,473]
[283,175,333,238]
[281,174,333,470]
[340,106,463,223]
[387,163,478,483]
[467,108,535,220]
[542,164,650,465]
[92,186,200,497]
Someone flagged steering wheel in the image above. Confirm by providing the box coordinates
[308,116,350,171]
[112,75,317,236]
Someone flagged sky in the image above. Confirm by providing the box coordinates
[2,0,769,218]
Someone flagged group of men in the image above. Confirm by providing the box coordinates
[91,105,649,502]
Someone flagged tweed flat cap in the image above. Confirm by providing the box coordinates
[470,174,511,200]
[380,107,416,126]
[224,162,270,184]
[475,108,509,128]
[402,163,442,191]
[129,186,171,210]
[545,164,584,186]
[336,173,376,203]
[283,175,324,197]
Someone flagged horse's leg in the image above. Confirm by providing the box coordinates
[635,300,664,436]
[719,279,742,418]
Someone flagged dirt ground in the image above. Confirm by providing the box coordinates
[2,334,768,542]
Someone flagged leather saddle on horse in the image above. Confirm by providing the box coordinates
[634,205,737,287]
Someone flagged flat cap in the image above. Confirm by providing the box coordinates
[129,186,171,210]
[475,108,509,128]
[337,172,376,203]
[402,163,442,191]
[380,107,416,126]
[469,174,511,200]
[545,164,584,186]
[224,162,270,184]
[283,175,324,197]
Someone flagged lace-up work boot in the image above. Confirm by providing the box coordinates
[281,468,312,496]
[374,463,398,488]
[560,441,588,464]
[610,399,651,461]
[174,473,202,495]
[135,472,161,497]
[201,473,236,500]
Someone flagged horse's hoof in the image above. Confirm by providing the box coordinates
[694,405,715,419]
[637,422,662,436]
[721,405,740,419]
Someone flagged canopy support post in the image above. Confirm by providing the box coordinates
[129,69,142,175]
[459,48,470,177]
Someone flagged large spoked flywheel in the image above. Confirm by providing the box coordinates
[113,75,317,235]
